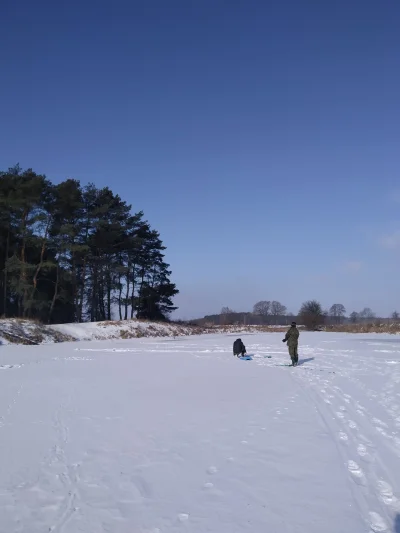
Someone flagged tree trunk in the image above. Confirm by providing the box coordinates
[106,269,112,321]
[90,263,98,322]
[48,265,59,324]
[3,228,10,317]
[71,253,79,322]
[78,256,87,322]
[136,269,145,318]
[30,217,51,312]
[78,213,91,322]
[20,208,29,316]
[130,264,137,319]
[124,262,131,320]
[118,270,123,321]
[98,267,106,321]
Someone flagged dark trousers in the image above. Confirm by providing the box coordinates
[288,343,298,364]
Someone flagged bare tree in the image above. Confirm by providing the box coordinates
[220,306,234,326]
[299,300,324,330]
[270,301,287,324]
[329,303,346,324]
[253,300,271,316]
[349,311,359,324]
[392,311,399,321]
[359,307,375,321]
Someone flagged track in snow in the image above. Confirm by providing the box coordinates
[259,336,400,533]
[0,332,400,532]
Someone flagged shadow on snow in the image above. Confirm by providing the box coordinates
[297,357,315,366]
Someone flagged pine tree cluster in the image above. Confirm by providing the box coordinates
[0,165,178,324]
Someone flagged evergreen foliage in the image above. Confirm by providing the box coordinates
[0,166,178,323]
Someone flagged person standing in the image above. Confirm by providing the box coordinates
[282,322,300,366]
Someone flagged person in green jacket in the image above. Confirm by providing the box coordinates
[282,322,300,366]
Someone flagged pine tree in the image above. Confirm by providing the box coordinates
[0,166,179,323]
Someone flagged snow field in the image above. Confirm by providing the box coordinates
[0,332,400,532]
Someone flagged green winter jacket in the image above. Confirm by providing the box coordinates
[284,326,299,346]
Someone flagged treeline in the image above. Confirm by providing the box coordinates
[194,301,292,327]
[0,165,178,324]
[193,301,389,330]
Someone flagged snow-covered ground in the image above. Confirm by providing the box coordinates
[49,319,198,341]
[0,318,202,345]
[1,332,400,532]
[1,318,277,345]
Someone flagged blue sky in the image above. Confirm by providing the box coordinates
[1,0,400,318]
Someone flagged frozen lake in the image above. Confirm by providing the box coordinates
[1,331,400,532]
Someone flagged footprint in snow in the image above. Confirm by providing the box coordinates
[207,466,218,475]
[339,431,348,442]
[373,418,389,428]
[368,511,388,532]
[359,434,375,448]
[377,480,396,506]
[357,443,372,462]
[336,412,345,419]
[347,460,366,486]
[178,514,189,522]
[375,427,389,437]
[348,420,358,430]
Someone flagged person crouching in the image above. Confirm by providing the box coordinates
[233,338,246,357]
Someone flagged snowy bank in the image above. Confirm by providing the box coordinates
[50,319,202,341]
[0,318,202,345]
[0,318,293,345]
[0,318,75,345]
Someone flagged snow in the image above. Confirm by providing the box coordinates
[49,319,180,341]
[0,318,202,345]
[1,331,400,532]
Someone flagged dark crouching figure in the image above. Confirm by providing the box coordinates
[282,322,300,366]
[233,338,246,357]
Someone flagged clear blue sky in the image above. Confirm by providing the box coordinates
[1,0,400,318]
